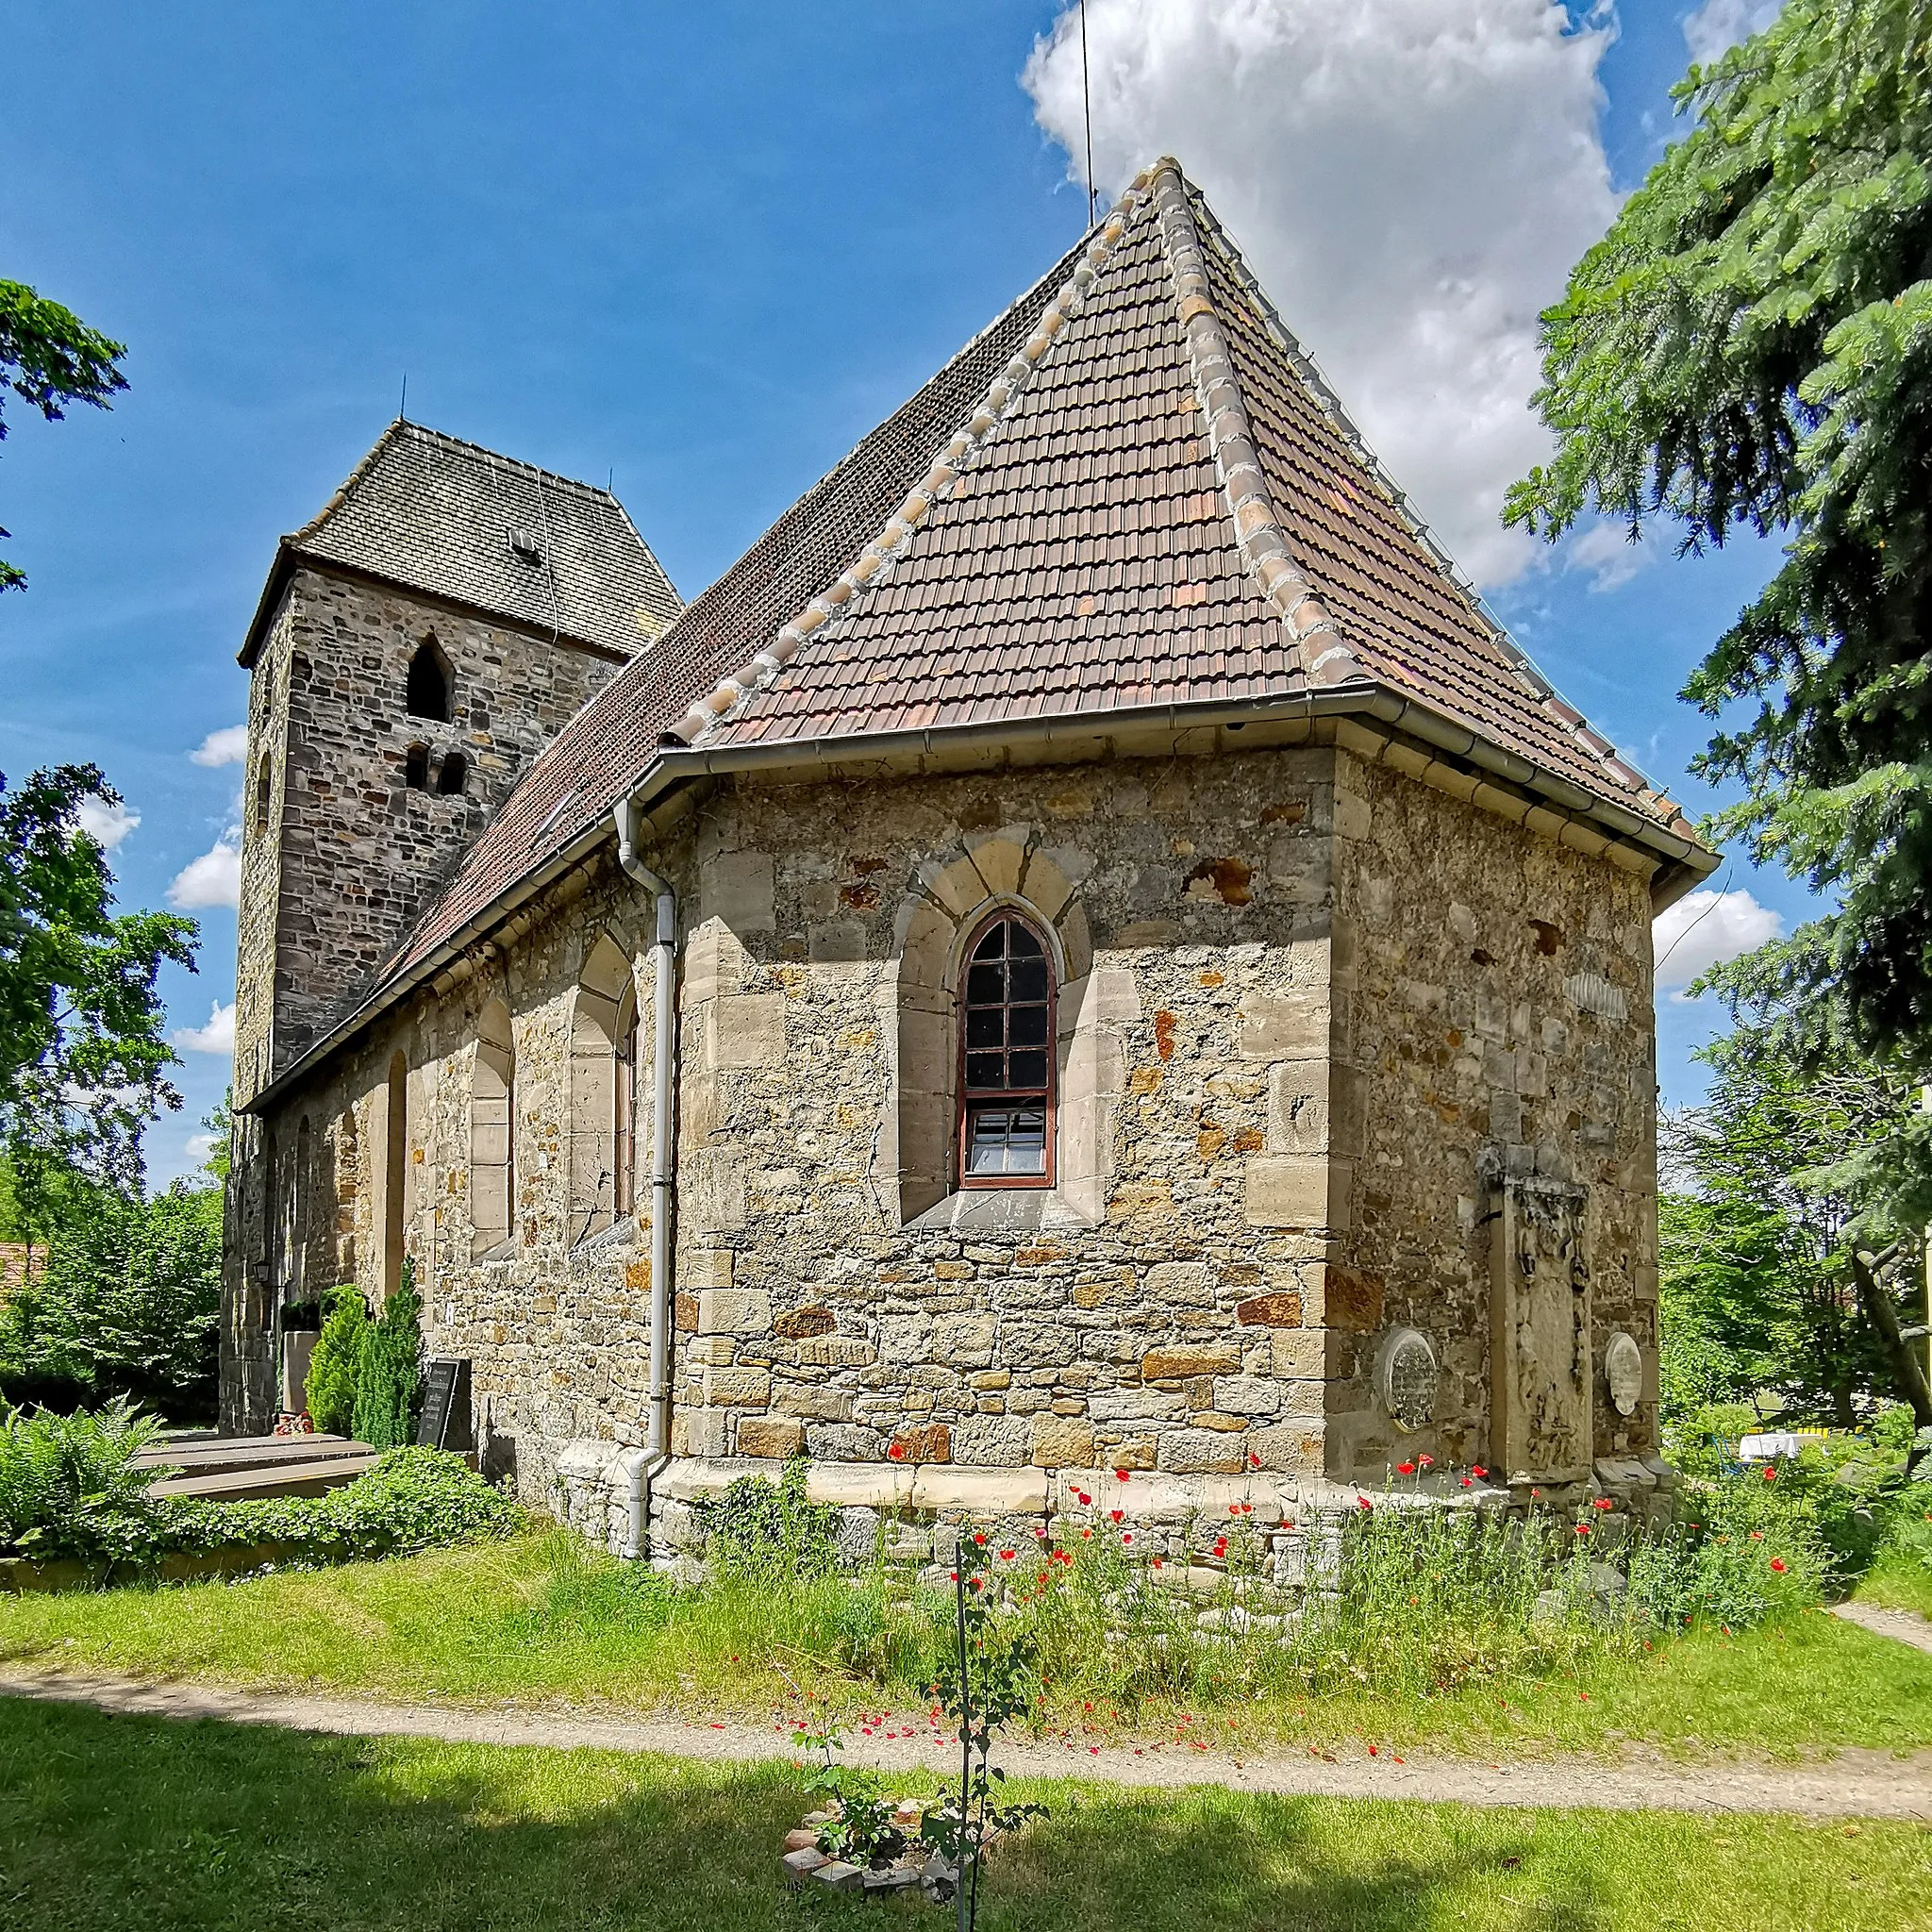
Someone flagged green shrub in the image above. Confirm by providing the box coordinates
[351,1259,422,1450]
[304,1286,367,1435]
[163,1447,519,1564]
[0,1397,169,1573]
[691,1455,839,1576]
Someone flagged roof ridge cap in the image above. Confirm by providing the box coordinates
[391,420,629,502]
[287,418,408,547]
[1151,161,1359,690]
[1182,185,1670,813]
[663,166,1167,747]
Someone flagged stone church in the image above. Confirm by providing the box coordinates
[222,160,1714,1554]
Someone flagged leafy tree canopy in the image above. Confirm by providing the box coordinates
[1659,1016,1930,1425]
[0,764,198,1207]
[1507,0,1932,1064]
[0,1180,222,1421]
[0,279,126,591]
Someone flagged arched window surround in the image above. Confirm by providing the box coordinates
[956,908,1057,1190]
[472,1000,516,1257]
[381,1051,408,1299]
[874,828,1128,1232]
[569,934,640,1242]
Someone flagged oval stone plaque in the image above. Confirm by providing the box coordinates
[1604,1331,1642,1418]
[1379,1327,1439,1434]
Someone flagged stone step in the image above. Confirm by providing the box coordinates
[134,1434,373,1480]
[148,1455,382,1502]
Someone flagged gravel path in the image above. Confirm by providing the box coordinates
[3,1666,1928,1820]
[1830,1601,1932,1655]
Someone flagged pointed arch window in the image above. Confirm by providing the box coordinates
[406,637,452,722]
[958,912,1055,1187]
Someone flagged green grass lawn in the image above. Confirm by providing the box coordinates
[1855,1553,1932,1621]
[6,1530,1932,1759]
[1,1692,1924,1932]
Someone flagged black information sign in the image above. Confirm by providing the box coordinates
[417,1357,473,1451]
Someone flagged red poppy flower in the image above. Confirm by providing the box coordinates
[1418,1455,1434,1469]
[1035,1525,1048,1540]
[1762,1465,1777,1482]
[1473,1465,1488,1479]
[1248,1452,1261,1469]
[1122,1532,1133,1544]
[1592,1497,1613,1510]
[1080,1527,1091,1540]
[1229,1503,1241,1516]
[973,1531,987,1545]
[1357,1496,1372,1511]
[1770,1557,1787,1573]
[889,1442,906,1460]
[1748,1529,1763,1541]
[1109,1509,1124,1523]
[1076,1491,1091,1506]
[1152,1557,1163,1570]
[1574,1524,1591,1537]
[1114,1469,1130,1482]
[999,1549,1014,1561]
[1459,1477,1473,1489]
[1397,1461,1415,1475]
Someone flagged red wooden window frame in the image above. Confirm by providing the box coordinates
[956,911,1056,1190]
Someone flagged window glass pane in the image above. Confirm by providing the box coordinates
[1008,1004,1048,1047]
[965,1107,1046,1175]
[964,1052,1006,1091]
[967,962,1004,1007]
[1007,923,1043,958]
[1008,1108,1047,1173]
[973,925,1008,962]
[1009,958,1047,1004]
[1008,1049,1049,1091]
[966,1007,1003,1049]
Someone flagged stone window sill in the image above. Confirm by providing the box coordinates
[908,1186,1100,1237]
[568,1216,640,1264]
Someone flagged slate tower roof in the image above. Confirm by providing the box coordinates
[254,158,1713,1105]
[239,420,682,665]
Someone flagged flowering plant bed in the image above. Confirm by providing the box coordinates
[779,1798,968,1901]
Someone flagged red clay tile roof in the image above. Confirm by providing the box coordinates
[679,161,1671,822]
[274,158,1699,1091]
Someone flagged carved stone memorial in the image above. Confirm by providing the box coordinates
[1489,1175,1591,1483]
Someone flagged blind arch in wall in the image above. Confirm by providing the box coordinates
[472,999,515,1257]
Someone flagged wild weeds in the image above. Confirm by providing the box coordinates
[667,1463,1831,1724]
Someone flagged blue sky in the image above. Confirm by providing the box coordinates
[0,1,1803,1187]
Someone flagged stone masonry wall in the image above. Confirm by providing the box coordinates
[233,737,1667,1522]
[1325,749,1661,1481]
[222,565,634,1430]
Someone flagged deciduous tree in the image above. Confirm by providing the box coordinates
[0,764,198,1202]
[0,279,126,591]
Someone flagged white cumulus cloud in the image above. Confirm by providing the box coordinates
[168,829,242,909]
[75,795,140,851]
[173,1000,236,1055]
[1684,0,1783,65]
[1653,888,1783,1000]
[191,724,249,767]
[1566,519,1651,592]
[1024,0,1621,588]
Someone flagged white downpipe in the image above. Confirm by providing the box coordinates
[614,795,677,1557]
